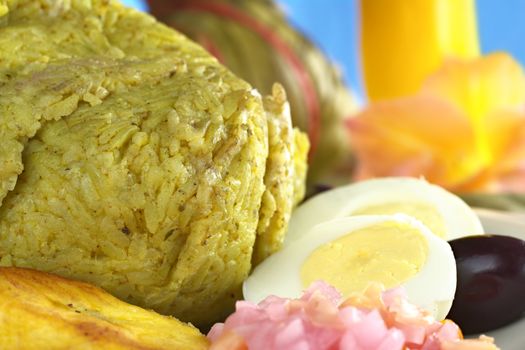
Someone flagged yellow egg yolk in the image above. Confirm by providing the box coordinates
[351,202,446,239]
[300,222,429,296]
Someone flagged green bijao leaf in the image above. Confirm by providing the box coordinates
[461,193,525,212]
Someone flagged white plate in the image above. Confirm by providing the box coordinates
[474,209,525,349]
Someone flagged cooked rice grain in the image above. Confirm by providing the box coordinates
[0,0,307,328]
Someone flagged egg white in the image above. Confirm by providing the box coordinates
[244,214,457,320]
[285,177,484,244]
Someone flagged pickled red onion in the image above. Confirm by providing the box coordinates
[208,281,499,350]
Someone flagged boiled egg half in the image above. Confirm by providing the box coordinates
[285,177,484,244]
[244,214,457,320]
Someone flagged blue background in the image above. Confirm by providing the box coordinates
[122,0,525,99]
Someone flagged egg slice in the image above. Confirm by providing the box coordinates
[285,177,484,244]
[244,214,457,320]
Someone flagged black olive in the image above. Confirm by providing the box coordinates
[448,235,525,334]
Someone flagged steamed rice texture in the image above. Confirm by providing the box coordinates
[0,0,308,328]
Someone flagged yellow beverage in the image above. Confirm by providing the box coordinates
[360,0,479,101]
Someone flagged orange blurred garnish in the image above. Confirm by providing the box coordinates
[348,53,525,193]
